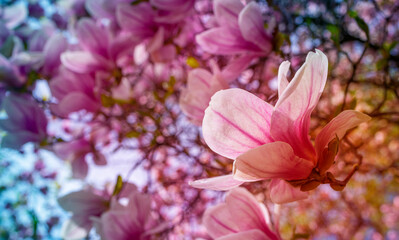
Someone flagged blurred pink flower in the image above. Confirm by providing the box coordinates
[180,56,257,125]
[61,18,134,74]
[0,93,47,149]
[191,50,371,203]
[53,138,94,179]
[58,187,109,240]
[196,0,272,55]
[179,65,228,125]
[50,68,100,117]
[203,187,280,240]
[58,183,138,239]
[41,33,68,77]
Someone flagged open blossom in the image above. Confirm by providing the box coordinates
[50,68,100,117]
[191,50,371,203]
[0,93,47,149]
[196,0,272,56]
[179,64,228,125]
[180,55,257,125]
[95,190,164,240]
[204,187,280,240]
[53,138,101,179]
[58,183,137,240]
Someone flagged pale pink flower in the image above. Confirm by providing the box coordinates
[203,187,280,240]
[0,93,47,149]
[180,56,256,125]
[53,138,94,179]
[93,188,166,240]
[179,66,228,125]
[41,33,68,77]
[58,183,138,239]
[49,68,100,117]
[191,50,371,203]
[61,18,134,74]
[196,0,272,55]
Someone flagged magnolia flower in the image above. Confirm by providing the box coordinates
[179,66,228,125]
[180,56,256,125]
[0,2,28,29]
[190,50,371,203]
[196,0,272,55]
[0,93,47,149]
[58,183,138,240]
[50,68,100,117]
[61,18,134,74]
[95,191,163,240]
[203,187,280,240]
[53,138,94,179]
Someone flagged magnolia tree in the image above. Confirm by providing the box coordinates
[0,0,399,239]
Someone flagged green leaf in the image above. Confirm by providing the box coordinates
[354,17,369,39]
[112,175,124,196]
[326,24,340,47]
[0,36,15,58]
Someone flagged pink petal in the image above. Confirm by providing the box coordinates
[71,156,89,179]
[50,70,96,101]
[233,142,313,182]
[238,2,272,52]
[126,192,151,226]
[271,49,328,161]
[315,110,371,159]
[75,18,109,57]
[196,27,259,55]
[61,51,112,74]
[180,68,226,125]
[269,179,308,204]
[42,33,68,76]
[116,3,156,40]
[101,211,143,240]
[53,92,99,117]
[109,32,136,62]
[3,3,27,29]
[225,188,277,239]
[58,190,107,215]
[221,54,257,83]
[61,218,91,240]
[203,203,239,238]
[85,0,115,20]
[214,0,243,29]
[150,0,194,11]
[202,88,274,159]
[218,230,271,240]
[277,61,290,97]
[189,174,243,191]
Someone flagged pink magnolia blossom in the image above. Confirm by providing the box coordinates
[196,0,272,56]
[191,50,371,203]
[61,18,134,74]
[93,188,165,240]
[58,183,137,239]
[0,2,28,29]
[180,56,256,125]
[203,187,280,240]
[0,93,47,149]
[179,65,228,125]
[50,68,100,117]
[41,33,68,77]
[53,138,95,179]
